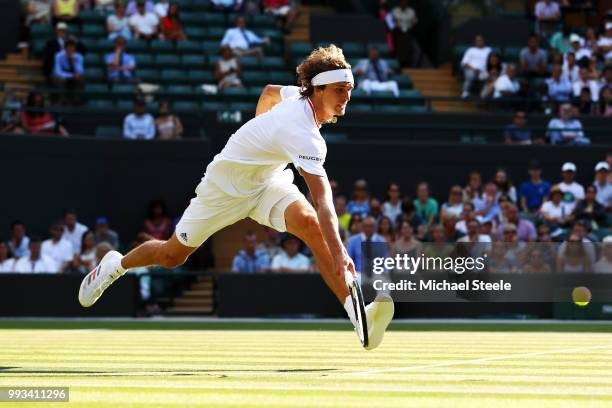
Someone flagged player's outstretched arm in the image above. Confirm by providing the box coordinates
[301,170,356,277]
[255,84,283,116]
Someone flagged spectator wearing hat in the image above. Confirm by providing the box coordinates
[573,185,606,229]
[41,221,74,273]
[53,38,84,104]
[14,236,58,273]
[519,160,551,213]
[594,236,612,273]
[123,99,155,140]
[540,185,573,228]
[460,35,492,99]
[232,232,270,273]
[504,110,532,144]
[569,34,592,62]
[270,234,310,273]
[347,179,370,218]
[353,47,400,97]
[546,103,590,145]
[105,36,137,83]
[94,217,119,249]
[593,161,612,209]
[597,22,612,63]
[557,162,585,211]
[573,67,600,102]
[42,21,81,84]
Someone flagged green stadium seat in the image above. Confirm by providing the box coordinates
[165,84,194,95]
[367,42,391,58]
[116,100,134,110]
[84,83,109,97]
[261,57,284,70]
[453,44,470,62]
[137,69,160,82]
[82,24,105,37]
[151,40,175,53]
[269,71,294,85]
[374,105,427,113]
[288,42,311,58]
[181,54,206,68]
[172,101,199,111]
[208,56,221,66]
[385,59,400,71]
[594,228,612,241]
[207,27,226,40]
[88,99,114,109]
[80,38,97,51]
[112,83,137,95]
[391,74,412,89]
[31,39,47,56]
[226,13,242,24]
[126,40,149,53]
[202,41,221,56]
[260,29,283,40]
[177,40,202,54]
[31,24,53,39]
[96,38,115,52]
[154,54,181,68]
[243,71,270,86]
[187,70,215,84]
[239,56,259,69]
[185,27,207,40]
[342,42,366,58]
[346,104,372,113]
[175,0,193,9]
[161,69,186,83]
[370,91,397,100]
[80,9,106,23]
[134,53,154,67]
[84,68,105,81]
[248,87,264,97]
[204,13,226,25]
[229,102,255,111]
[220,87,249,97]
[201,101,229,111]
[190,0,211,11]
[251,14,276,28]
[84,53,103,67]
[503,46,522,62]
[95,126,122,139]
[67,24,80,37]
[398,90,424,105]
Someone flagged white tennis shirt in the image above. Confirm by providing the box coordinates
[204,86,327,196]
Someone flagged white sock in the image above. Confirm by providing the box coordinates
[114,256,127,275]
[343,295,357,329]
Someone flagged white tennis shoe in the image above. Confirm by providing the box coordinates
[364,293,394,351]
[78,250,125,307]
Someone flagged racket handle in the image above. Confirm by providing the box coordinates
[344,269,354,287]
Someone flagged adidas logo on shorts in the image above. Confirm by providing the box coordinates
[179,232,188,242]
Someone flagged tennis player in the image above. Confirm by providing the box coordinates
[78,45,394,350]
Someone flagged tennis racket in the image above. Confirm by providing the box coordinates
[345,270,368,348]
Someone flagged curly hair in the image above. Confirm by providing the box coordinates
[296,44,351,97]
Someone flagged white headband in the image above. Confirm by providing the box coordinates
[311,69,354,86]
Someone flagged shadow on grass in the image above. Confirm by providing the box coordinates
[0,368,339,378]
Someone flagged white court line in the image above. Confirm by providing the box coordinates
[334,343,612,377]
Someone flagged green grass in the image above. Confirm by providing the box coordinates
[1,320,612,407]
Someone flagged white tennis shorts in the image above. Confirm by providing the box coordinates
[174,169,304,248]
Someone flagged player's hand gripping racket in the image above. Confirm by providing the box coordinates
[344,270,368,348]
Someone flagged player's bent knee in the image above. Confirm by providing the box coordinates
[160,252,187,269]
[300,212,322,240]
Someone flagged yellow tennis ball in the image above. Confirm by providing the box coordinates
[572,286,591,307]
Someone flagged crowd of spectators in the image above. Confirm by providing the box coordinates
[459,1,612,121]
[229,157,612,274]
